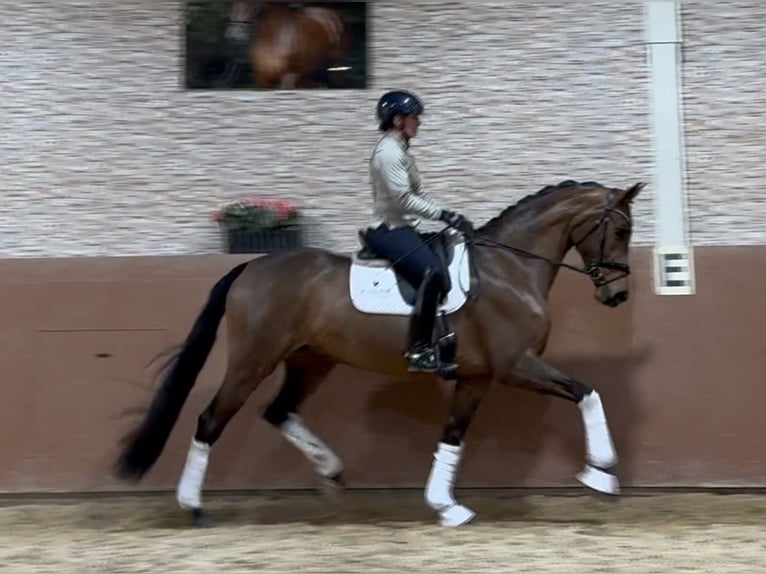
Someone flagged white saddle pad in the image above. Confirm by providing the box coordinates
[349,242,471,316]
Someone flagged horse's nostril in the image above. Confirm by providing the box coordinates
[612,291,628,305]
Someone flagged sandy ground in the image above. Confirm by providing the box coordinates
[0,490,765,573]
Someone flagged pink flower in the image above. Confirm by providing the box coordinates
[209,197,301,223]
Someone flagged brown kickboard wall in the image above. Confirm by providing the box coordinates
[0,246,764,493]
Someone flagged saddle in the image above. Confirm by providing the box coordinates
[349,228,471,318]
[351,228,471,380]
[355,229,455,305]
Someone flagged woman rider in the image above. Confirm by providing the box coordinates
[364,89,474,374]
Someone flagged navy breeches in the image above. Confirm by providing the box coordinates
[364,224,449,293]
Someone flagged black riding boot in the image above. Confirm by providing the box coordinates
[405,269,457,374]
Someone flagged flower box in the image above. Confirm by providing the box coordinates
[225,226,304,254]
[211,197,305,254]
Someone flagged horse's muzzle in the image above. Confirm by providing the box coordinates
[595,279,629,307]
[604,289,628,307]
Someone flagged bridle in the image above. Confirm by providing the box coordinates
[471,190,632,288]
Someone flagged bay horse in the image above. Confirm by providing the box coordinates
[114,179,645,528]
[225,1,350,89]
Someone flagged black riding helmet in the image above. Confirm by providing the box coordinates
[376,90,424,131]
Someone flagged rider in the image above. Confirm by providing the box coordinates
[364,89,475,374]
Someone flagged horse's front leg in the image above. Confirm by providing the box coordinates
[508,349,619,495]
[425,377,489,527]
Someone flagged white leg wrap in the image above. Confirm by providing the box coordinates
[579,391,617,468]
[425,442,461,510]
[425,442,476,527]
[280,414,343,478]
[176,438,210,510]
[577,464,620,495]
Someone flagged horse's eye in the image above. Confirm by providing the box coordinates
[615,228,629,240]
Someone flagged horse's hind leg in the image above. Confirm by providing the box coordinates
[262,348,344,488]
[509,349,619,495]
[176,348,284,527]
[425,377,489,527]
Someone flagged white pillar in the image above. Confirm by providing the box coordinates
[644,1,695,295]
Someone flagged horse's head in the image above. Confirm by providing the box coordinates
[225,0,262,44]
[570,182,645,307]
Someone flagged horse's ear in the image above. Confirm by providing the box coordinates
[623,182,646,203]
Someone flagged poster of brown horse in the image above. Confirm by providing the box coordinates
[185,1,367,89]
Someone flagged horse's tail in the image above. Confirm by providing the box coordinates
[113,262,249,482]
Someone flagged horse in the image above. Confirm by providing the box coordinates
[225,1,351,89]
[113,179,645,528]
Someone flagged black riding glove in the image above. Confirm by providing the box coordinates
[440,209,475,237]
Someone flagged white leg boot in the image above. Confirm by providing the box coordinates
[176,438,210,510]
[424,442,476,527]
[280,413,343,479]
[576,391,620,495]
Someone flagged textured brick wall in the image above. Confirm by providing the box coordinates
[681,1,766,245]
[2,1,757,257]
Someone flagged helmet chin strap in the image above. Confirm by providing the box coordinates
[391,116,413,141]
[390,125,411,145]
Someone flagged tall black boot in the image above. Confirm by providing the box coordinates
[404,269,457,374]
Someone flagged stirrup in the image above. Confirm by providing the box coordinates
[405,346,456,374]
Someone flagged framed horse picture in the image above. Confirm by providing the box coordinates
[184,1,368,89]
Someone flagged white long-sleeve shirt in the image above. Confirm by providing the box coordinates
[368,131,444,228]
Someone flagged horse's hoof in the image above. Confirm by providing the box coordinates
[325,472,346,489]
[439,504,476,527]
[322,473,346,497]
[191,508,215,528]
[576,464,620,496]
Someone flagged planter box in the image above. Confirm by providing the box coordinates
[224,226,304,254]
